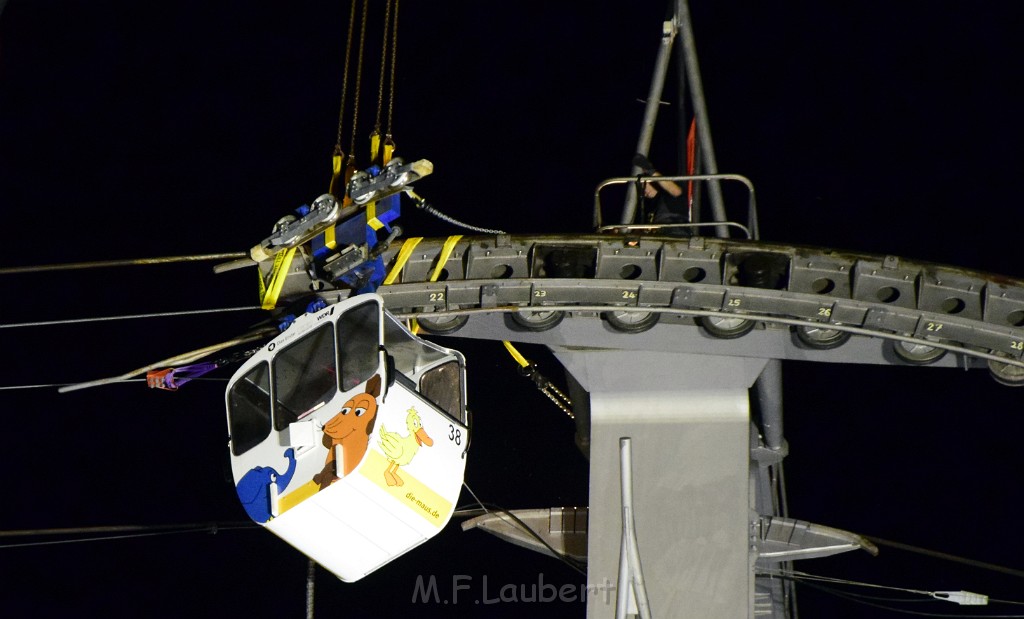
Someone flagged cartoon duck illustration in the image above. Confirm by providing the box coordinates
[379,407,434,487]
[313,374,381,491]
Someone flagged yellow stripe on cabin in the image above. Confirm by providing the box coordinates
[277,479,320,516]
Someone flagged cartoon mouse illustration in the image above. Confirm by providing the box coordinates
[313,374,381,490]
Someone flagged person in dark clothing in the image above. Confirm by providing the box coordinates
[633,153,691,237]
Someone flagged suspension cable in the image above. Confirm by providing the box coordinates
[863,535,1024,580]
[759,568,1024,616]
[460,482,587,576]
[0,378,228,391]
[0,306,262,330]
[0,521,256,549]
[57,328,277,393]
[0,252,247,276]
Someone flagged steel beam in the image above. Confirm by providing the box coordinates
[552,349,764,618]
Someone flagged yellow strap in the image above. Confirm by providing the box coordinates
[417,235,463,335]
[502,341,530,368]
[329,153,343,197]
[370,130,381,164]
[383,236,461,334]
[367,200,385,231]
[261,247,297,310]
[382,237,423,286]
[256,261,267,301]
[323,224,337,251]
[343,155,357,192]
[430,235,463,282]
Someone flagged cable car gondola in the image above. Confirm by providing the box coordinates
[226,293,469,582]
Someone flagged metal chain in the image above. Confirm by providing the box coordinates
[373,0,393,135]
[518,364,574,420]
[348,0,370,159]
[541,385,574,419]
[333,0,358,154]
[407,191,507,235]
[385,0,400,135]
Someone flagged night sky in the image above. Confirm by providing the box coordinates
[2,2,1024,617]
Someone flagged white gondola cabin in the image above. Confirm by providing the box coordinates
[225,294,469,582]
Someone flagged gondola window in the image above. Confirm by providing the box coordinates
[272,324,338,430]
[227,362,272,455]
[419,360,462,421]
[336,302,380,392]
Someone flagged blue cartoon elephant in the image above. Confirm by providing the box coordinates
[235,448,297,523]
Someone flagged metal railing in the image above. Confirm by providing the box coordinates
[594,173,759,240]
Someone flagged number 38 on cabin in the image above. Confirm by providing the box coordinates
[225,294,469,582]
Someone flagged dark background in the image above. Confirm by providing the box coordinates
[2,1,1023,617]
